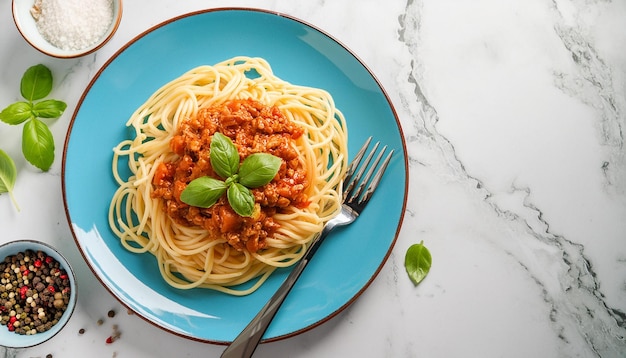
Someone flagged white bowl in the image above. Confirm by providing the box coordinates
[12,0,122,58]
[0,239,77,348]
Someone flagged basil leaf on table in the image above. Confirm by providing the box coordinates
[227,182,255,217]
[22,118,55,171]
[210,132,240,179]
[405,240,432,286]
[32,99,67,119]
[0,149,19,210]
[1,64,66,172]
[238,153,282,188]
[0,102,34,125]
[20,64,53,102]
[180,176,227,208]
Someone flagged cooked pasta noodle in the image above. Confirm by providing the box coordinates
[108,57,348,295]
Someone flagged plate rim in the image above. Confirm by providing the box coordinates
[61,7,409,344]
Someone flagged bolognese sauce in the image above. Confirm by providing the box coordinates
[151,99,309,253]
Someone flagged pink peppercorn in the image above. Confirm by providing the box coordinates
[19,286,28,299]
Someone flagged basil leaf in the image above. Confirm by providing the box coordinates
[0,149,19,210]
[22,118,55,171]
[210,132,240,179]
[0,150,17,193]
[180,176,227,208]
[21,64,53,101]
[32,99,67,119]
[405,240,432,286]
[0,102,34,125]
[227,183,255,217]
[238,153,282,188]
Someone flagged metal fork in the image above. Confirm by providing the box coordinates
[221,137,394,358]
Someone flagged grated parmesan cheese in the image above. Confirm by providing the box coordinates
[31,0,114,51]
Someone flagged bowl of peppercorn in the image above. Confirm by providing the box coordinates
[11,0,123,58]
[0,239,76,348]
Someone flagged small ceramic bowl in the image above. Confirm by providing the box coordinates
[11,0,123,58]
[0,239,77,348]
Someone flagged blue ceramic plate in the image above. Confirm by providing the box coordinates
[63,8,407,344]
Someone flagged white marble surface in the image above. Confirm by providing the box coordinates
[1,0,625,357]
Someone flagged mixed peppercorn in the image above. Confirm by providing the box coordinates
[0,249,71,335]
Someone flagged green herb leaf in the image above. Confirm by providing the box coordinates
[238,153,282,188]
[0,149,19,210]
[21,64,53,101]
[227,183,255,217]
[32,99,67,119]
[0,102,34,125]
[180,176,227,208]
[22,118,55,171]
[405,240,432,286]
[179,132,282,218]
[210,132,240,179]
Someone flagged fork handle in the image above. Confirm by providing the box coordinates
[221,226,331,358]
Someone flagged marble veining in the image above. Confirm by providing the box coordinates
[396,0,625,357]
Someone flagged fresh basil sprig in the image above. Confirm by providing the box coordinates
[180,132,282,217]
[0,64,66,171]
[0,149,19,211]
[405,240,432,286]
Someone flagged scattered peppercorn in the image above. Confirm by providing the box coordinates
[107,309,115,318]
[106,323,121,344]
[46,354,53,358]
[97,318,104,326]
[78,327,85,335]
[0,250,71,336]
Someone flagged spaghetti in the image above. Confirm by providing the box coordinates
[108,57,348,295]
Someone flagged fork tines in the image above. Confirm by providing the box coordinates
[343,136,394,207]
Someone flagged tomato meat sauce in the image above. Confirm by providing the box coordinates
[151,99,309,253]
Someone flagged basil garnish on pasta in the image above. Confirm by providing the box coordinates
[210,131,240,178]
[180,176,227,209]
[238,153,282,188]
[180,132,281,217]
[227,182,256,217]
